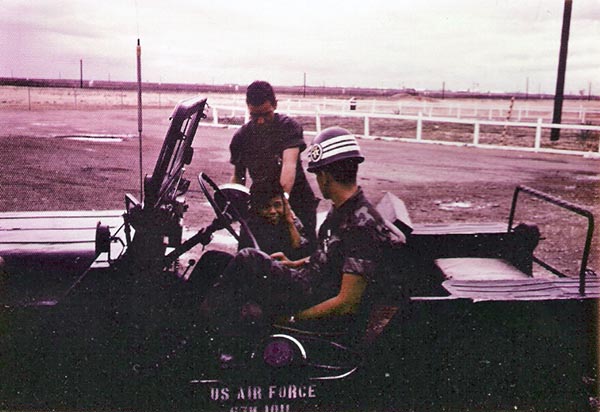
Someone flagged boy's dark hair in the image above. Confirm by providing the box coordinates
[246,81,276,106]
[319,158,359,185]
[249,179,283,210]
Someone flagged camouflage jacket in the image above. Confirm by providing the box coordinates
[305,187,406,303]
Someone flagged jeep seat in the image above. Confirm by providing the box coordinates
[435,257,530,281]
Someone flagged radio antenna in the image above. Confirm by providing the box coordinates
[136,38,143,203]
[133,0,143,203]
[134,0,141,38]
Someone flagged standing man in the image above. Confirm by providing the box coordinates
[229,80,318,249]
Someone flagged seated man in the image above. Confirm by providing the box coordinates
[201,127,406,355]
[238,179,310,260]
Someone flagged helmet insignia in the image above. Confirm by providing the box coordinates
[309,144,323,162]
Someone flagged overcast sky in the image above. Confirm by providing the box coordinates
[1,0,598,93]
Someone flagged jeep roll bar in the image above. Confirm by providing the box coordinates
[508,185,595,295]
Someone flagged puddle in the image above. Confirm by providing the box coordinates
[437,201,473,211]
[32,122,69,127]
[575,174,600,181]
[64,136,123,142]
[56,133,135,142]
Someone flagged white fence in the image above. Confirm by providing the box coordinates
[207,104,600,157]
[5,85,598,124]
[207,96,600,124]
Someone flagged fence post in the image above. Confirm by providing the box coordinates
[501,97,516,139]
[534,118,542,151]
[315,105,322,133]
[473,121,480,145]
[212,107,219,126]
[416,112,423,140]
[364,115,370,138]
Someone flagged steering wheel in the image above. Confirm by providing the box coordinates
[198,172,260,249]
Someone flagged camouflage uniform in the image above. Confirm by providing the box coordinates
[204,187,405,327]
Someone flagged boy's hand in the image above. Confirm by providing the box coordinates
[271,252,291,265]
[271,253,308,269]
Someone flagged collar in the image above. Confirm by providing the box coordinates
[331,187,365,216]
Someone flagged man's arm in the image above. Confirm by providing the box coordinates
[282,196,307,250]
[296,274,367,320]
[286,217,306,250]
[270,252,309,268]
[231,164,246,185]
[280,147,299,195]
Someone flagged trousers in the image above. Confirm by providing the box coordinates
[200,248,316,336]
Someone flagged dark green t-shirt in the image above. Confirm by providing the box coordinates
[229,114,317,209]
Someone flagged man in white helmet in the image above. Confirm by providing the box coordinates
[202,127,406,346]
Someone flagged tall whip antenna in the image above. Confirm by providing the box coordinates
[137,38,143,203]
[134,0,143,203]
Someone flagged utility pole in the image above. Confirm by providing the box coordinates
[158,76,162,108]
[303,72,306,98]
[80,59,83,88]
[551,0,573,141]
